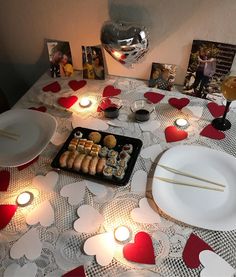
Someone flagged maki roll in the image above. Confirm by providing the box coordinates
[68,138,79,151]
[108,150,118,159]
[122,144,133,154]
[99,146,109,157]
[117,159,128,169]
[119,150,130,161]
[84,140,93,154]
[74,131,83,139]
[103,165,113,178]
[106,157,117,167]
[114,167,125,180]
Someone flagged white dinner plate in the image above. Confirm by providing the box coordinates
[0,109,57,167]
[152,145,236,231]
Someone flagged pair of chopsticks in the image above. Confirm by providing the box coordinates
[155,164,225,192]
[0,129,20,141]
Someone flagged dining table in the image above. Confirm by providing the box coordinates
[0,70,236,277]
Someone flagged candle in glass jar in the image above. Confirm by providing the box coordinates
[79,97,92,108]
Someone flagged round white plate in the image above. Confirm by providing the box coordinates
[152,145,236,231]
[0,109,57,167]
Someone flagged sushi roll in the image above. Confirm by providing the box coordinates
[119,150,130,161]
[122,144,133,154]
[106,157,117,167]
[90,144,101,157]
[103,165,113,178]
[84,140,93,154]
[77,140,86,153]
[114,167,125,180]
[117,159,128,169]
[108,150,118,159]
[99,146,109,157]
[74,131,83,139]
[68,138,79,151]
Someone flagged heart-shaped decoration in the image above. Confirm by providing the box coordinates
[199,250,235,277]
[131,198,161,224]
[123,231,155,264]
[103,85,121,97]
[32,171,59,192]
[139,120,161,132]
[10,228,42,260]
[26,200,54,227]
[29,106,47,112]
[68,80,87,91]
[130,170,147,195]
[140,144,163,163]
[200,124,225,140]
[144,92,165,104]
[86,180,108,199]
[182,233,213,269]
[207,102,227,118]
[0,170,10,191]
[58,96,78,109]
[4,262,37,277]
[74,205,104,233]
[165,126,188,142]
[84,232,115,266]
[60,181,86,205]
[168,97,190,110]
[62,266,86,277]
[0,204,17,230]
[50,131,68,146]
[42,81,61,93]
[17,156,39,171]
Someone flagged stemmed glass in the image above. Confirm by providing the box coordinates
[212,76,236,131]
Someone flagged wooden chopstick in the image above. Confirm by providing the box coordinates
[158,164,225,188]
[0,129,19,140]
[155,177,224,192]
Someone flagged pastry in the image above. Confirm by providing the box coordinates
[89,156,99,175]
[88,131,102,143]
[99,146,108,157]
[81,155,92,173]
[114,167,125,180]
[68,138,79,151]
[96,157,106,173]
[103,165,113,178]
[59,151,70,167]
[122,144,133,154]
[73,153,86,171]
[67,150,78,169]
[103,135,117,149]
[119,150,130,161]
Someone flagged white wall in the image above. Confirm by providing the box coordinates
[0,0,236,104]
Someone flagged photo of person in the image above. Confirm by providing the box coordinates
[47,41,73,78]
[149,63,177,91]
[183,40,236,100]
[82,46,105,80]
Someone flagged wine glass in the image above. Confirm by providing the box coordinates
[211,76,236,131]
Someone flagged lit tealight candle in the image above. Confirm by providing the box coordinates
[174,118,189,129]
[79,97,92,108]
[114,226,131,243]
[16,191,34,207]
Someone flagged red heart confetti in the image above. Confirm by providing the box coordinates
[103,85,121,97]
[183,233,213,269]
[123,231,155,264]
[68,80,87,91]
[58,96,78,109]
[0,170,10,191]
[165,126,188,142]
[207,102,227,118]
[62,265,86,277]
[42,81,61,93]
[29,106,47,113]
[168,97,190,110]
[17,156,39,171]
[0,204,18,230]
[200,124,225,140]
[144,92,165,104]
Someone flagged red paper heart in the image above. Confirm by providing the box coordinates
[68,80,87,91]
[42,81,61,93]
[200,124,225,140]
[207,102,227,118]
[103,85,121,97]
[17,156,39,171]
[144,92,165,104]
[62,266,86,277]
[0,170,10,191]
[0,204,18,230]
[183,233,213,269]
[123,231,155,264]
[165,126,188,142]
[97,98,117,112]
[168,97,190,110]
[58,96,78,109]
[29,106,47,112]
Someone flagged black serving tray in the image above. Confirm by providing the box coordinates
[51,127,143,186]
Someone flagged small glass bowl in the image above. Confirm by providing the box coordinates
[130,99,155,122]
[99,97,123,119]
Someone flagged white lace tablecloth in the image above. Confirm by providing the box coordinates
[1,71,236,277]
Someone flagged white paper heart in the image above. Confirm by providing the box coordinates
[60,181,86,205]
[50,131,68,146]
[26,200,54,227]
[139,120,161,132]
[10,228,42,260]
[74,205,104,233]
[33,171,59,192]
[182,106,203,120]
[200,250,235,277]
[130,197,161,224]
[141,144,163,162]
[85,180,108,199]
[130,170,147,195]
[4,262,37,277]
[72,115,108,131]
[84,232,115,266]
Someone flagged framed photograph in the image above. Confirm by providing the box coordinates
[149,63,177,91]
[183,40,236,101]
[82,46,105,80]
[47,41,73,78]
